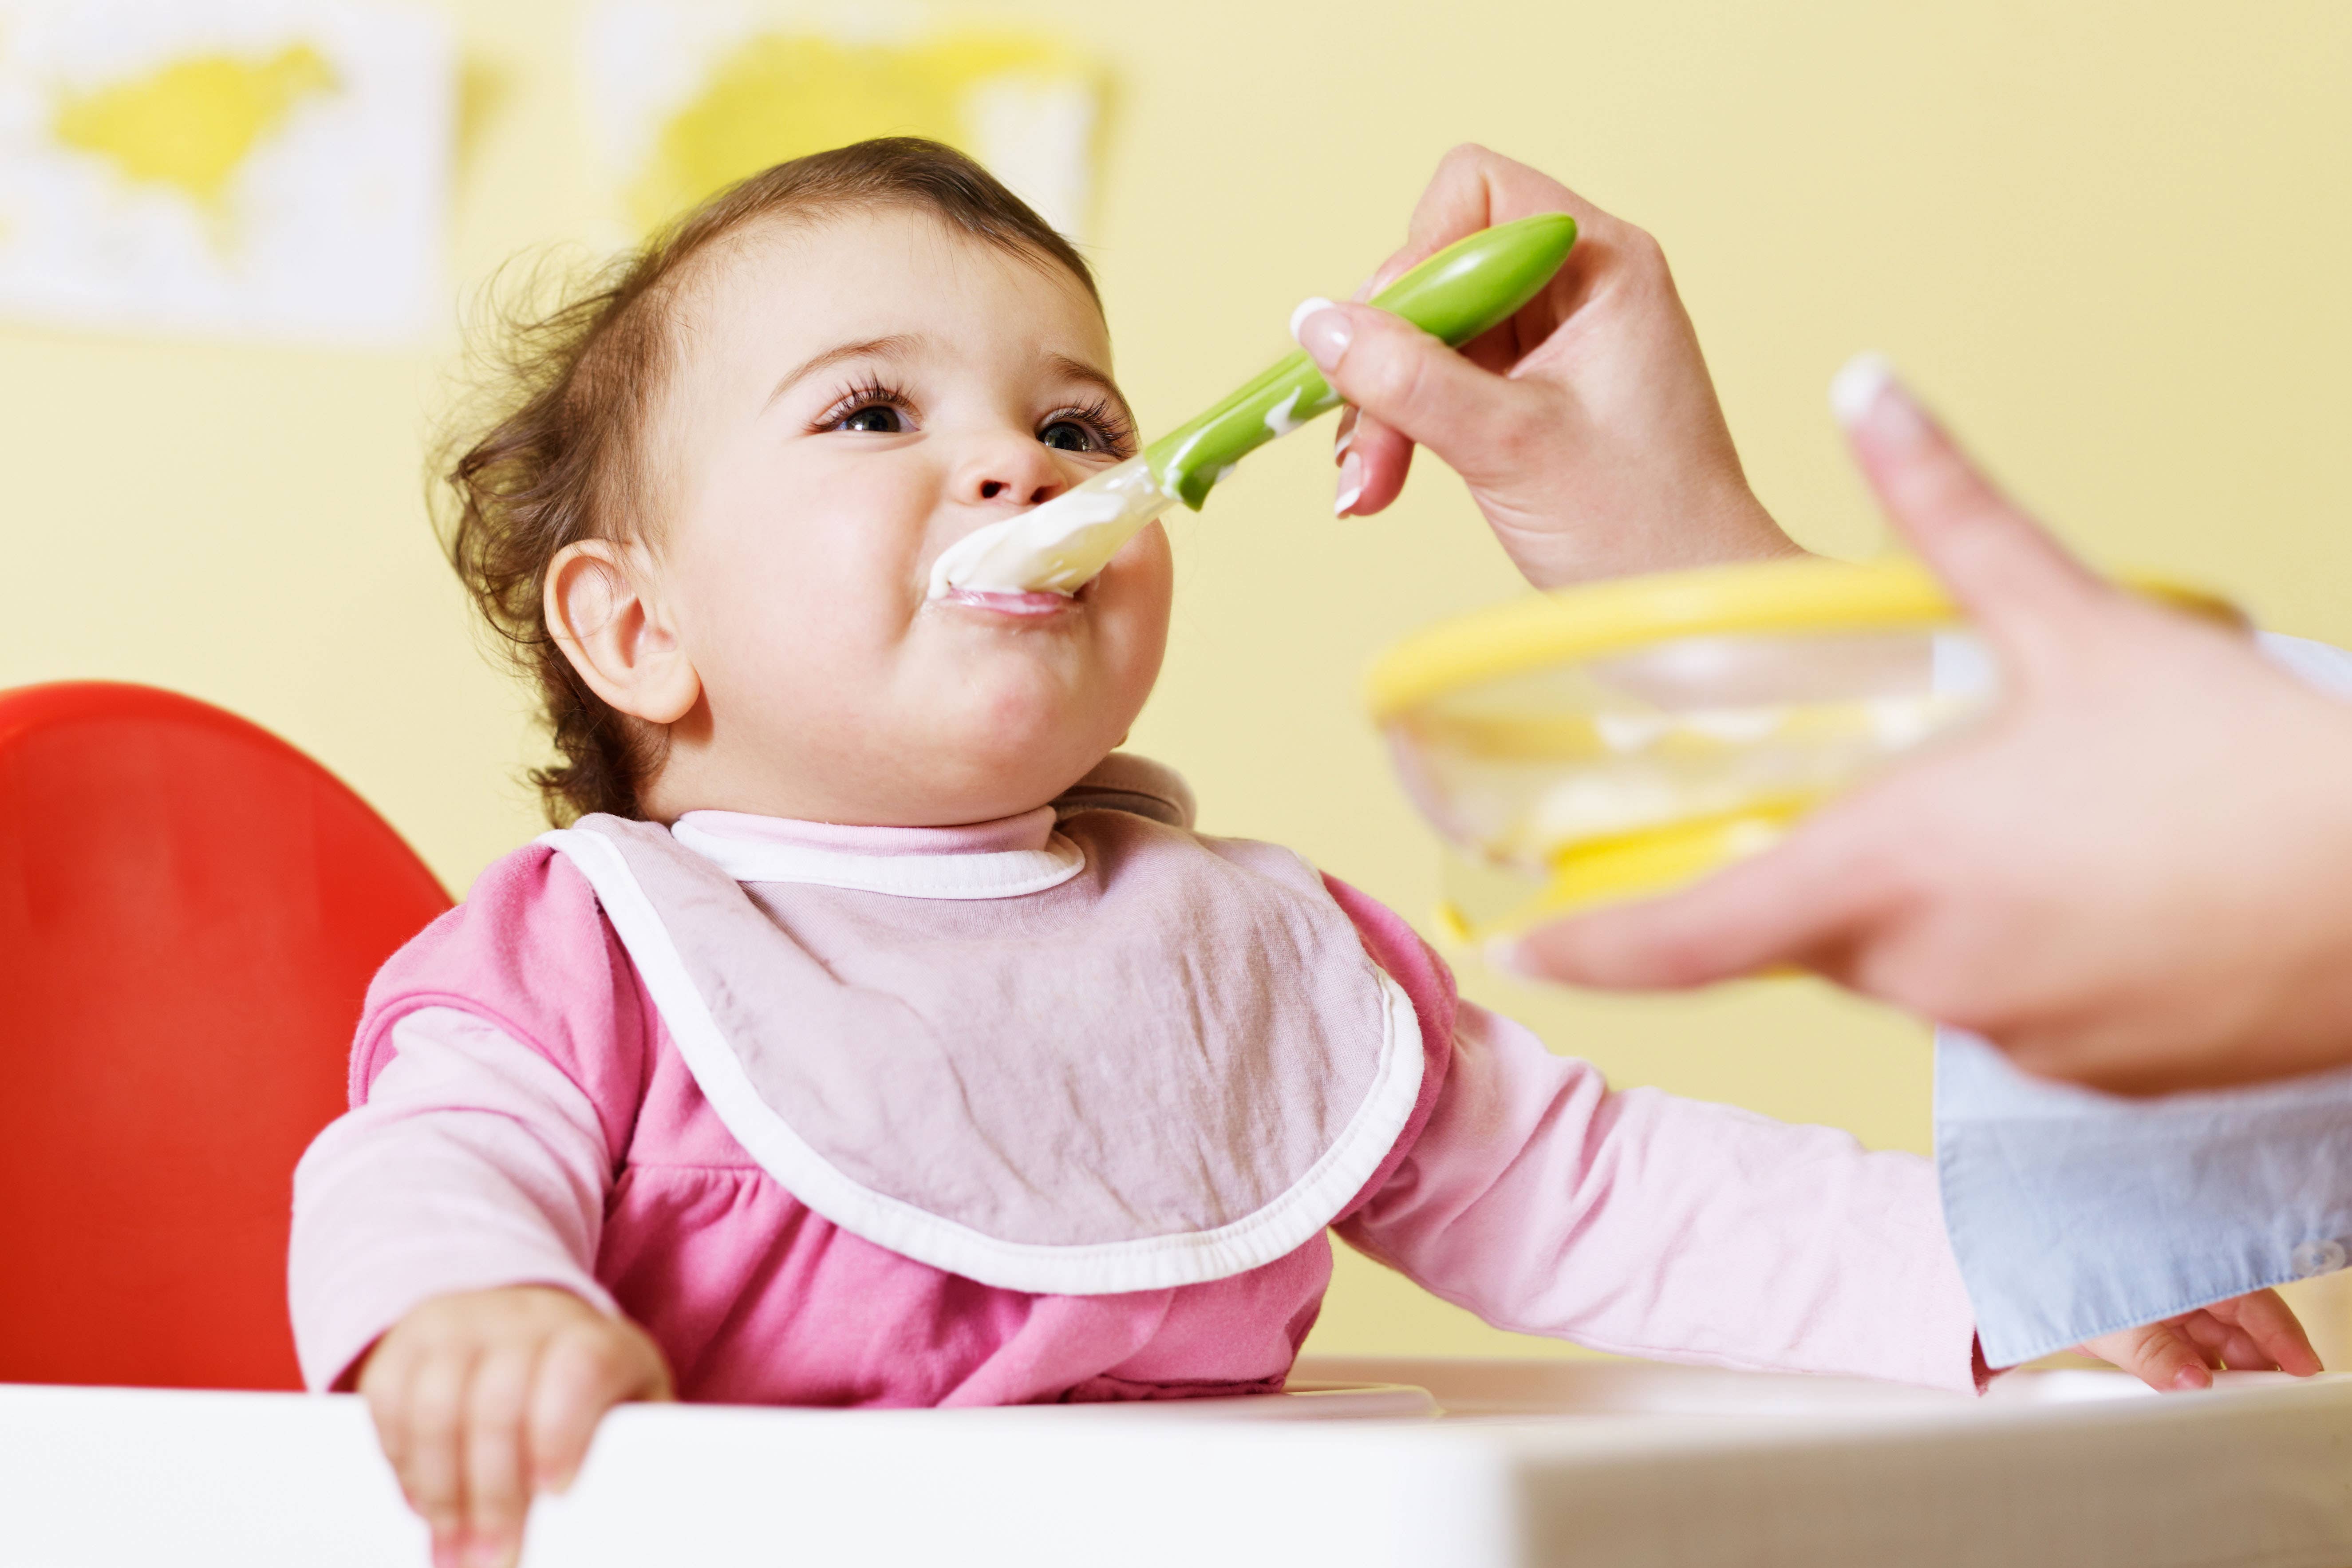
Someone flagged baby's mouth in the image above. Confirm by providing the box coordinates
[925,456,1167,600]
[933,585,1081,618]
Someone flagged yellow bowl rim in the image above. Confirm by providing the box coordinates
[1364,556,2237,722]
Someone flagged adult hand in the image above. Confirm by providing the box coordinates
[1290,144,1800,588]
[1499,356,2352,1097]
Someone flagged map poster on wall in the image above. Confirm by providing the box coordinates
[581,0,1101,243]
[0,0,453,347]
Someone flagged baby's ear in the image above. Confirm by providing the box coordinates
[545,540,701,725]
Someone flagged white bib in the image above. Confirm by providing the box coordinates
[541,760,1423,1295]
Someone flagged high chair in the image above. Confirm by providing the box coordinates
[0,682,450,1391]
[2,684,2348,1565]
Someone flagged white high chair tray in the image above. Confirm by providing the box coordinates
[3,1356,2347,1567]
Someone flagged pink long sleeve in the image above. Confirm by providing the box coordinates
[291,831,1980,1404]
[1340,1001,1982,1393]
[288,1007,620,1391]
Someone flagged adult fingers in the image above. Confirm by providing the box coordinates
[1829,355,2110,670]
[1340,148,1618,516]
[1497,812,1886,990]
[1359,144,1510,296]
[1387,144,1604,288]
[2215,1289,2324,1375]
[460,1343,541,1568]
[1333,409,1413,517]
[1293,302,1543,494]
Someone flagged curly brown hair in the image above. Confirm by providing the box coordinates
[437,137,1101,825]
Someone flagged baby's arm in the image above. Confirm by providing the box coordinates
[291,1008,670,1568]
[1338,1000,1981,1389]
[1341,1001,2321,1390]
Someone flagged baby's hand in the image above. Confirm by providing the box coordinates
[357,1285,673,1568]
[2080,1288,2321,1392]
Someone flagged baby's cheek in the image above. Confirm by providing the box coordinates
[1098,525,1174,686]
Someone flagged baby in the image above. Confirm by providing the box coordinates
[290,139,2316,1568]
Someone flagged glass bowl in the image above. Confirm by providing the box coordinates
[1366,558,2234,942]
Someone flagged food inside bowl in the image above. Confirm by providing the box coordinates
[1367,559,2232,942]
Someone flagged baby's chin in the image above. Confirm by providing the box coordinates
[864,734,1117,826]
[898,676,1144,813]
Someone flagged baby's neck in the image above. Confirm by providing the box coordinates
[636,747,1108,833]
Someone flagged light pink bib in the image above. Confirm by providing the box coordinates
[539,759,1423,1295]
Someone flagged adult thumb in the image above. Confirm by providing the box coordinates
[1293,300,1537,488]
[1829,353,2110,666]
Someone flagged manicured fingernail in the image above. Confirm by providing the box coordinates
[1829,351,1932,447]
[1828,352,1896,421]
[1483,936,1528,976]
[1831,352,1933,447]
[2171,1365,2211,1392]
[432,1544,462,1568]
[1334,453,1364,516]
[1293,301,1351,372]
[1333,424,1355,462]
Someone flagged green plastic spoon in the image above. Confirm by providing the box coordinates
[928,211,1580,598]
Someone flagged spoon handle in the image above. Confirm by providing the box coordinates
[1143,212,1579,511]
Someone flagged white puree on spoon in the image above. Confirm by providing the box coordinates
[927,455,1174,599]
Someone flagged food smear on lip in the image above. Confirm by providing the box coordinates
[926,455,1176,599]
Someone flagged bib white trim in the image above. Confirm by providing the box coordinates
[668,818,1086,899]
[539,825,1425,1295]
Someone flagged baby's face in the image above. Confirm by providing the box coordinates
[640,208,1171,825]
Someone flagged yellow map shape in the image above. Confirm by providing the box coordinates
[52,44,338,213]
[631,32,1086,231]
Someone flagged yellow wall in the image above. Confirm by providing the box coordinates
[6,1,2348,1361]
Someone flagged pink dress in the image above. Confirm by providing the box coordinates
[290,760,1981,1404]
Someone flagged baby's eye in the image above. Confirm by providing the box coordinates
[841,405,906,434]
[1038,419,1098,453]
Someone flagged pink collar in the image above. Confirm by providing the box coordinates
[667,806,1082,901]
[675,806,1058,858]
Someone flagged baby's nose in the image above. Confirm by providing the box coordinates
[960,437,1066,509]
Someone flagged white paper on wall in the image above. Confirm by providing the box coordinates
[0,0,454,347]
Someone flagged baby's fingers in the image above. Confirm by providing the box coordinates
[2176,1310,2274,1373]
[2212,1288,2324,1376]
[459,1344,542,1568]
[525,1320,672,1496]
[399,1345,481,1562]
[2081,1321,2212,1393]
[357,1337,420,1489]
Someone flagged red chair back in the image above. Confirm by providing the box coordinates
[0,683,451,1389]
